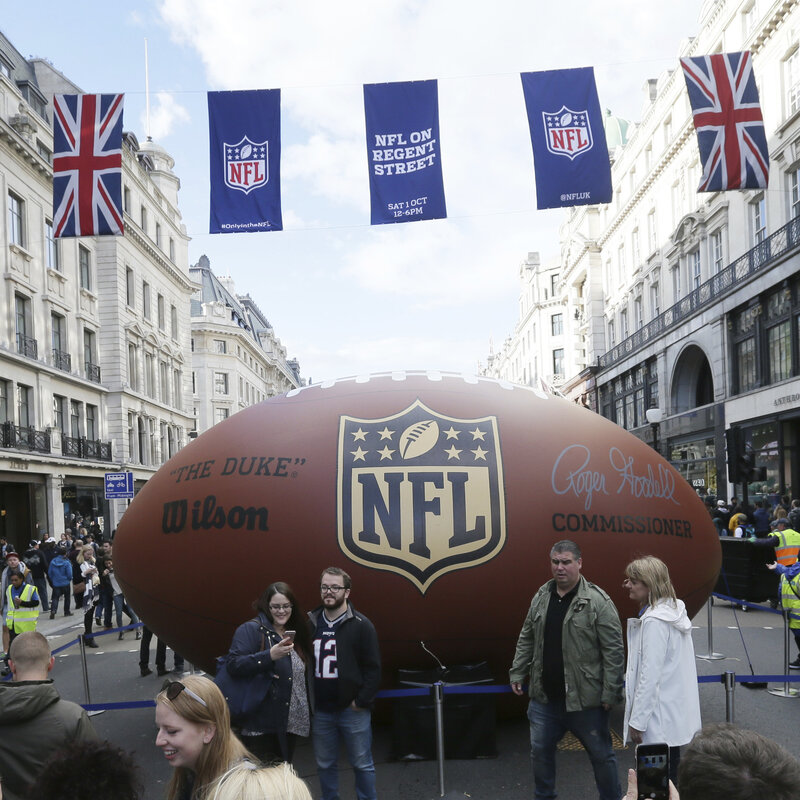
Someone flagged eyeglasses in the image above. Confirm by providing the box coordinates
[320,585,345,594]
[162,680,208,708]
[269,603,293,612]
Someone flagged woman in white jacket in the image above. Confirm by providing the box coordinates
[622,555,701,783]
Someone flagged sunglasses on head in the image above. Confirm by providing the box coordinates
[162,680,208,708]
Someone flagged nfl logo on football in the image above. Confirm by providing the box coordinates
[224,135,268,194]
[542,106,593,160]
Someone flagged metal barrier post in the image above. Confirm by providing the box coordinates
[433,682,445,797]
[78,635,91,705]
[768,610,799,698]
[697,599,724,660]
[723,671,735,722]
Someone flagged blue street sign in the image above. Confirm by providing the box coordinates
[104,471,134,499]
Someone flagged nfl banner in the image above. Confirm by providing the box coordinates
[363,79,446,225]
[208,89,282,234]
[680,51,769,191]
[52,93,124,238]
[520,67,612,210]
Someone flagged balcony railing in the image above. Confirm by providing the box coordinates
[16,333,37,359]
[598,215,800,370]
[85,361,101,383]
[52,348,71,372]
[1,421,51,453]
[62,434,112,461]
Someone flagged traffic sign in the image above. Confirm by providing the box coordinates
[104,471,134,499]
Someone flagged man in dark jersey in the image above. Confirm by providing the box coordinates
[308,566,381,800]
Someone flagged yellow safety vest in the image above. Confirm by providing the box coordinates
[774,529,800,566]
[780,571,800,631]
[5,583,38,633]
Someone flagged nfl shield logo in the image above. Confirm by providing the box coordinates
[224,136,268,194]
[542,106,594,160]
[337,400,507,594]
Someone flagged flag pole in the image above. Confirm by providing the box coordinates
[144,38,151,141]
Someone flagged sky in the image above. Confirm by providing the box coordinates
[3,1,705,383]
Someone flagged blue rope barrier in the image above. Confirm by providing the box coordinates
[710,591,783,614]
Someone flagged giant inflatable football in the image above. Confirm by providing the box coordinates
[115,371,721,676]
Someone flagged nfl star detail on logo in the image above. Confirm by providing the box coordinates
[337,399,506,593]
[52,93,124,238]
[680,51,769,192]
[208,89,283,234]
[520,67,612,211]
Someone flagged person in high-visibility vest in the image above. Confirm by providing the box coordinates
[767,559,800,670]
[2,568,40,676]
[749,518,800,565]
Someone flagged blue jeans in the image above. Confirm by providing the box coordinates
[112,593,139,627]
[313,706,376,800]
[528,699,620,800]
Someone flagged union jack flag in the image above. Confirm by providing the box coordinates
[680,51,769,192]
[52,93,124,238]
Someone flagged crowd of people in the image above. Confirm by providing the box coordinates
[3,534,800,799]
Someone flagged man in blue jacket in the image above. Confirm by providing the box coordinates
[47,546,73,619]
[309,566,381,800]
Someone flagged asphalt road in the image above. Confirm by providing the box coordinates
[7,598,800,800]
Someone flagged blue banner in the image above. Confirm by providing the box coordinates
[520,67,612,210]
[363,80,446,225]
[208,89,282,234]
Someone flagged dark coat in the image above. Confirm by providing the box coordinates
[226,613,308,749]
[307,603,381,710]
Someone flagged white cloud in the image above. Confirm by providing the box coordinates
[142,90,190,140]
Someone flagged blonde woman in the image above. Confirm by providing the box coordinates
[155,675,252,800]
[622,556,701,783]
[208,762,312,800]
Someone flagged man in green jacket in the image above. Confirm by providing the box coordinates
[0,632,97,800]
[509,539,624,800]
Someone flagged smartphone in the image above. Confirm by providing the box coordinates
[635,743,670,800]
[283,630,296,642]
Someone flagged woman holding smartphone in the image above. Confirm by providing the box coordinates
[622,556,701,783]
[225,582,312,764]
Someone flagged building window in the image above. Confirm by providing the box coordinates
[53,395,65,431]
[79,246,91,290]
[143,282,151,319]
[621,309,629,340]
[126,267,135,307]
[51,313,65,356]
[86,404,97,440]
[173,369,181,407]
[650,281,660,317]
[160,361,170,404]
[551,314,563,336]
[70,400,82,438]
[140,205,147,233]
[664,116,672,147]
[156,222,162,249]
[128,343,139,390]
[15,293,32,355]
[550,274,559,297]
[8,192,24,246]
[214,338,227,354]
[608,320,616,348]
[145,353,155,398]
[169,238,176,262]
[711,230,724,273]
[123,186,131,213]
[127,412,136,461]
[691,249,701,289]
[157,294,165,330]
[46,220,60,271]
[788,49,800,116]
[84,329,96,374]
[732,305,759,393]
[214,372,229,395]
[617,245,626,285]
[752,195,766,244]
[632,229,640,267]
[215,406,230,424]
[192,371,196,394]
[671,264,681,301]
[18,385,32,428]
[647,209,657,253]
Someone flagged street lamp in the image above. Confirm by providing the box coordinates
[645,407,663,454]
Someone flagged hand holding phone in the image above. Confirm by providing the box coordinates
[282,630,296,643]
[635,743,670,800]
